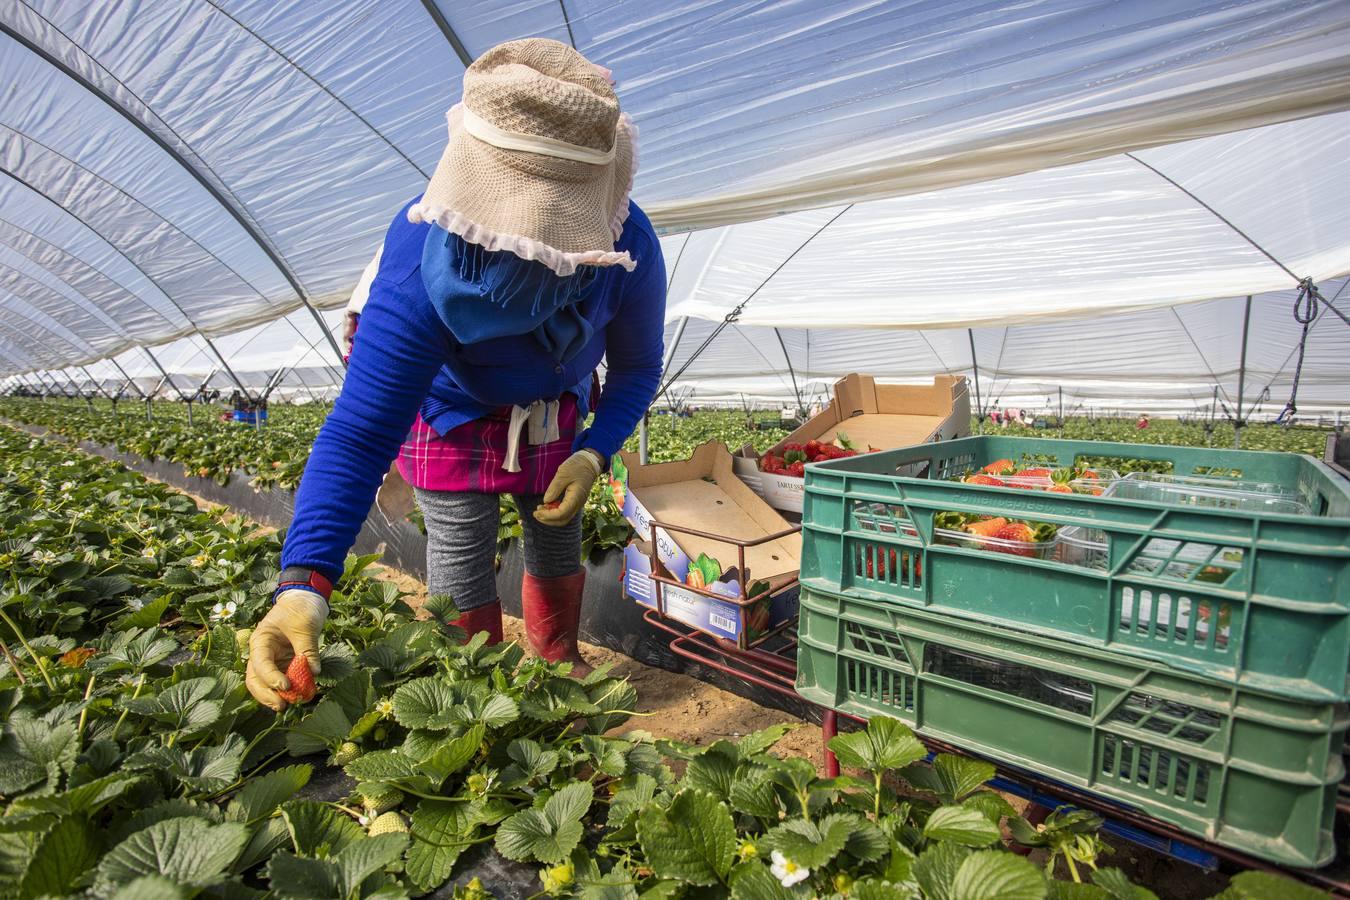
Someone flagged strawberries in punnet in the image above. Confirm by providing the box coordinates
[963,517,1008,537]
[992,522,1040,556]
[994,522,1035,542]
[1017,467,1052,478]
[982,459,1017,475]
[964,474,1004,487]
[276,654,317,705]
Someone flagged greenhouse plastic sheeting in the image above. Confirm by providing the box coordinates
[656,277,1350,416]
[659,112,1350,331]
[3,1,1350,374]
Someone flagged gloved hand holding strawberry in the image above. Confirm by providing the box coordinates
[533,449,605,526]
[245,589,326,711]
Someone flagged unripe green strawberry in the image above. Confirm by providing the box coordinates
[367,811,407,835]
[333,742,361,766]
[359,786,404,814]
[234,628,252,653]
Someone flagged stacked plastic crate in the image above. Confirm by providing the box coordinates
[794,436,1350,867]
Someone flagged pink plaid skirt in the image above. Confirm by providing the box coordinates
[396,394,579,494]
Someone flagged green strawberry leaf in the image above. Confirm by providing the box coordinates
[19,814,100,898]
[828,717,926,772]
[913,841,972,900]
[495,808,582,865]
[1090,868,1160,900]
[280,799,365,857]
[761,812,854,868]
[225,764,311,824]
[637,789,736,886]
[390,677,457,731]
[949,850,1046,900]
[923,806,1002,847]
[95,818,249,893]
[405,800,477,892]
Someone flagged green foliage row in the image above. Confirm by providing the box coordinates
[0,424,1328,898]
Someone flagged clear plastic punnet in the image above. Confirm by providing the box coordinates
[1109,473,1312,515]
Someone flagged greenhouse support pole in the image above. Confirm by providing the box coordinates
[201,336,249,396]
[658,316,690,401]
[80,366,118,410]
[107,358,147,400]
[60,370,94,411]
[418,0,475,65]
[639,410,650,465]
[1234,295,1252,449]
[773,327,807,418]
[37,374,58,398]
[41,370,70,398]
[140,348,189,403]
[0,22,348,370]
[21,374,46,398]
[645,316,689,462]
[968,329,984,432]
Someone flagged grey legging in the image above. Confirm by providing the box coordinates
[415,488,581,610]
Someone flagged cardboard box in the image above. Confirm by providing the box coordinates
[623,540,799,644]
[611,441,801,594]
[609,441,802,645]
[733,374,971,513]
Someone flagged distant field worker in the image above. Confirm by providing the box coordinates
[246,39,665,710]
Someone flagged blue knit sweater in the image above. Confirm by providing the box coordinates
[280,199,666,583]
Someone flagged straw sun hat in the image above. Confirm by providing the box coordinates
[408,38,637,276]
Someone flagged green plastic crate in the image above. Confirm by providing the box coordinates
[800,436,1350,702]
[795,585,1347,867]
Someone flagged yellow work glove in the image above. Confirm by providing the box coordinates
[245,589,327,712]
[534,449,604,526]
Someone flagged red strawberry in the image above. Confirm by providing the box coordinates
[1048,484,1073,494]
[994,522,1036,542]
[786,461,805,477]
[965,474,1004,487]
[964,517,1008,537]
[1017,468,1052,478]
[277,655,317,705]
[783,442,804,453]
[982,459,1017,475]
[543,501,562,510]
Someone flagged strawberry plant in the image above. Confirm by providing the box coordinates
[0,409,1336,897]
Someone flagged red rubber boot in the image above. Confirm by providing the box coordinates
[521,570,592,678]
[450,600,503,645]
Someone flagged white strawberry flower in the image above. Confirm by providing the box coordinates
[30,549,58,565]
[141,546,157,558]
[770,851,809,888]
[190,553,210,568]
[127,598,145,611]
[358,814,370,827]
[211,600,238,621]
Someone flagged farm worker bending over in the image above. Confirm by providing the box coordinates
[246,39,665,711]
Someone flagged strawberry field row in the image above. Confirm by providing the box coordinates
[5,423,1306,898]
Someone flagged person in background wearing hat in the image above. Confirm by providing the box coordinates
[245,39,663,711]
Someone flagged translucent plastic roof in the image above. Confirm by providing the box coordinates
[1,1,1348,413]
